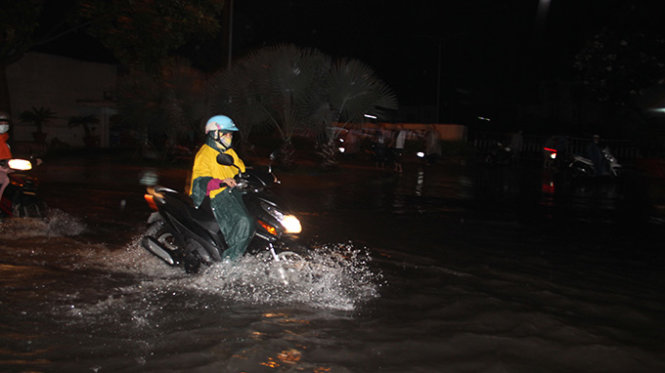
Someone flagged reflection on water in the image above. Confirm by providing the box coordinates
[315,164,474,217]
[315,162,657,228]
[1,158,664,372]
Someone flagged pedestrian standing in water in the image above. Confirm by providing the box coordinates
[393,127,407,174]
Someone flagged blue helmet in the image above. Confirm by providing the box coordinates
[205,115,238,133]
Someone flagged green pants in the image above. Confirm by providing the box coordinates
[211,188,255,260]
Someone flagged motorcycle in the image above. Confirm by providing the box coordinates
[140,153,305,274]
[568,147,622,178]
[484,141,513,165]
[0,158,47,218]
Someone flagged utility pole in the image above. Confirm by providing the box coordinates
[436,39,442,123]
[222,0,234,69]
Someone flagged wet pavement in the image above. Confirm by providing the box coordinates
[1,152,664,372]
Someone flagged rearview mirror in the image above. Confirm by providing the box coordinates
[216,153,234,166]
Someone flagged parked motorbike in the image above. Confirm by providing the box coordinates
[569,147,622,177]
[0,158,47,218]
[484,142,513,165]
[140,153,304,274]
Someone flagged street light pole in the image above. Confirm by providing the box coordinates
[436,39,442,123]
[227,0,234,69]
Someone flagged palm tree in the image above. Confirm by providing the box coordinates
[317,58,398,167]
[19,106,56,143]
[207,44,398,168]
[68,114,100,147]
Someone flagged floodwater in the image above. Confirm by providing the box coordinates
[1,154,664,372]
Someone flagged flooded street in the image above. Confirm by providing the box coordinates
[1,154,664,372]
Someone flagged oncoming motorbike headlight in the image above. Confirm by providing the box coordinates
[281,214,302,234]
[8,159,32,170]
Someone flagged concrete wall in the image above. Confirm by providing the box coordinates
[6,52,117,148]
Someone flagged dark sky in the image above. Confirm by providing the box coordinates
[228,0,627,114]
[35,0,665,122]
[233,0,544,105]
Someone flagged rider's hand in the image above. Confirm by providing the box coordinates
[222,177,237,188]
[206,178,225,196]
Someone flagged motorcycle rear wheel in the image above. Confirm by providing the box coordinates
[151,223,181,253]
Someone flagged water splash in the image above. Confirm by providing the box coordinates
[183,243,383,310]
[0,208,86,238]
[116,240,384,311]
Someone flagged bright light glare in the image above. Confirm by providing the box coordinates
[363,114,377,119]
[8,159,32,170]
[281,215,302,234]
[416,152,425,158]
[550,153,557,159]
[338,147,345,153]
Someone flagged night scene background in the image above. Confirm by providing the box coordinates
[10,0,665,135]
[1,1,665,372]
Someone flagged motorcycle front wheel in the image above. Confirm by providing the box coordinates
[271,251,311,284]
[12,198,47,218]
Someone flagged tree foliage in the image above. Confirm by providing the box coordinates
[1,0,226,117]
[573,2,665,108]
[116,57,206,152]
[208,44,398,145]
[0,0,44,65]
[68,114,99,137]
[0,0,45,112]
[77,0,225,71]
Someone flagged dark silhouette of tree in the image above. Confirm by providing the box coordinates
[68,114,100,147]
[208,44,398,167]
[0,1,44,113]
[0,0,226,114]
[77,0,225,72]
[19,106,56,143]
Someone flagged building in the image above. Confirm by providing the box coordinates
[6,52,117,149]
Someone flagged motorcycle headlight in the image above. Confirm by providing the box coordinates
[281,214,302,234]
[8,159,32,170]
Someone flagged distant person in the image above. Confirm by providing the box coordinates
[393,128,407,173]
[0,112,12,203]
[189,115,255,260]
[585,134,608,175]
[509,130,523,162]
[425,126,442,165]
[373,129,388,169]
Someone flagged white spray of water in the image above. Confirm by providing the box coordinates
[101,239,384,311]
[183,244,383,310]
[0,208,86,238]
[1,209,383,312]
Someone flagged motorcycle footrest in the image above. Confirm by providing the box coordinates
[142,236,177,266]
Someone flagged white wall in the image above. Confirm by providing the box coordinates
[6,52,117,147]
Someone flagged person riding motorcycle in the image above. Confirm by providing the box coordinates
[189,115,255,260]
[0,112,12,202]
[585,134,609,176]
